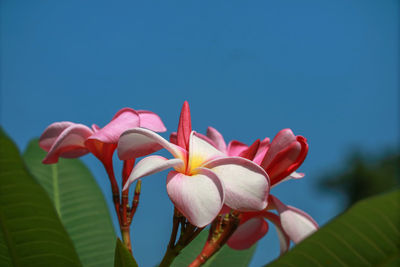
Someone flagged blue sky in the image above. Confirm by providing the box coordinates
[1,0,399,266]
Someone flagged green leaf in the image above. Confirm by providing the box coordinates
[0,128,82,267]
[267,190,400,266]
[172,230,257,267]
[23,139,117,267]
[114,239,138,267]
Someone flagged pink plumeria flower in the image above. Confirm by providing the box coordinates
[204,127,318,253]
[39,108,166,165]
[206,127,308,186]
[118,102,270,227]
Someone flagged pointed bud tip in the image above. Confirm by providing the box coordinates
[135,180,142,194]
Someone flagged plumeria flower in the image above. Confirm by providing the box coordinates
[206,127,308,186]
[39,108,166,165]
[204,127,318,253]
[118,102,270,227]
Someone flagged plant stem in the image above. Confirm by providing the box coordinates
[121,226,132,253]
[189,212,241,267]
[159,209,204,267]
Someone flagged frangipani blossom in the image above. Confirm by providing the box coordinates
[204,127,317,252]
[39,108,166,164]
[118,103,270,227]
[206,127,308,186]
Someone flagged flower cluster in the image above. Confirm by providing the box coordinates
[39,101,317,265]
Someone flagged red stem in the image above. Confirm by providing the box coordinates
[189,212,241,267]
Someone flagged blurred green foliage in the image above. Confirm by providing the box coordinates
[319,149,400,208]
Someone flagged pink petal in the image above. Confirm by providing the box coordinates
[123,155,184,190]
[137,110,167,132]
[39,121,76,151]
[261,129,296,168]
[253,137,270,165]
[169,132,178,145]
[206,127,227,153]
[227,140,248,157]
[260,129,308,185]
[203,157,269,211]
[272,172,305,187]
[166,168,224,227]
[84,140,116,165]
[263,211,290,255]
[228,217,269,250]
[187,132,225,172]
[41,124,93,164]
[91,124,100,132]
[118,128,187,161]
[270,195,318,244]
[177,101,192,150]
[89,108,140,144]
[238,139,260,161]
[267,142,301,184]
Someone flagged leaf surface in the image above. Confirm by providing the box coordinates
[266,190,400,266]
[114,239,138,267]
[23,139,116,267]
[0,128,82,267]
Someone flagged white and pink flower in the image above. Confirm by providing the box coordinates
[118,102,270,227]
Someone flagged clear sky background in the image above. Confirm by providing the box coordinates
[1,1,399,266]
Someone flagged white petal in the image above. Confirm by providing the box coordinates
[188,131,224,171]
[271,195,318,243]
[118,128,187,161]
[206,127,227,153]
[123,155,184,190]
[272,171,305,188]
[264,211,290,255]
[166,168,225,227]
[203,157,270,211]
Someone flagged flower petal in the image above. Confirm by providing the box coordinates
[169,132,178,145]
[261,129,308,185]
[272,171,305,187]
[227,140,248,157]
[166,169,224,227]
[118,128,187,161]
[137,110,167,132]
[177,101,192,150]
[40,123,93,164]
[238,139,260,161]
[203,157,269,211]
[206,127,227,153]
[227,217,269,250]
[89,108,140,144]
[270,195,318,244]
[289,171,305,179]
[261,129,297,168]
[91,124,101,132]
[188,132,225,171]
[123,155,184,190]
[253,137,270,165]
[84,140,116,165]
[39,121,76,151]
[263,211,290,255]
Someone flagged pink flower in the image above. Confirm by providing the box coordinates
[206,127,308,186]
[39,108,166,164]
[204,127,318,252]
[118,102,270,227]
